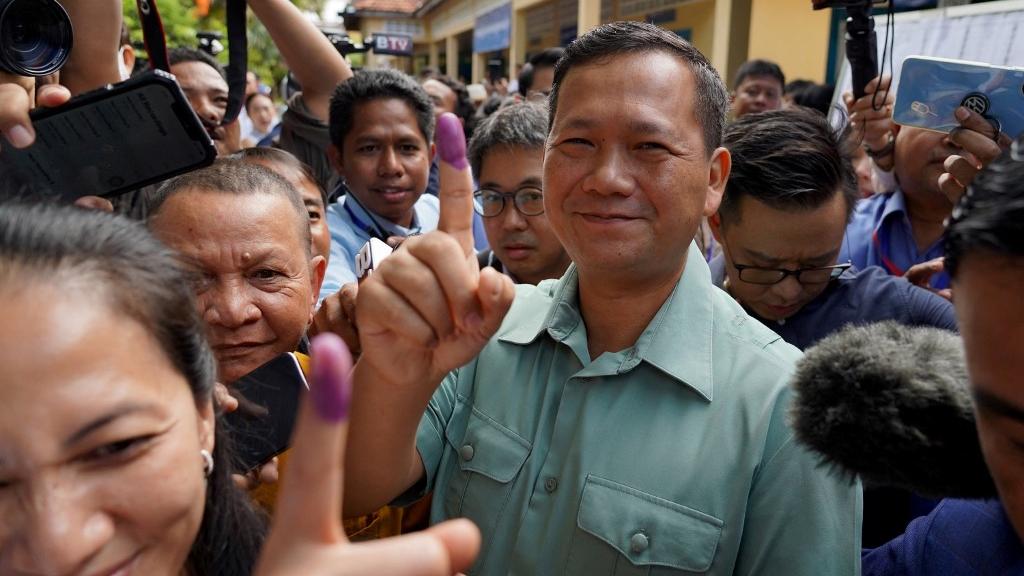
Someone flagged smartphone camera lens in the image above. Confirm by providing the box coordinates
[0,0,73,77]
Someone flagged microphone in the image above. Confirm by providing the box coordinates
[790,321,997,499]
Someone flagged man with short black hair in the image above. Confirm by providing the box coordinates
[710,107,956,350]
[321,69,439,296]
[345,21,860,575]
[518,47,563,99]
[731,58,785,118]
[468,101,570,284]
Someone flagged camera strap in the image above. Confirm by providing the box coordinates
[135,0,248,124]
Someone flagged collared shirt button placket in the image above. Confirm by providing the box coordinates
[630,532,649,554]
[543,476,559,493]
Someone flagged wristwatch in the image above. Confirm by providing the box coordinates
[864,133,896,159]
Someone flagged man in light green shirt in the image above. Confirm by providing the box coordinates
[344,21,861,575]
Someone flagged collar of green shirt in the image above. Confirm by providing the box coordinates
[497,244,715,402]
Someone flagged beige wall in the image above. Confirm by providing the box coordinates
[747,0,831,83]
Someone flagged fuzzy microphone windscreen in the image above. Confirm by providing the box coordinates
[789,321,997,499]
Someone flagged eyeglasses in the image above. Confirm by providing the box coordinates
[733,262,852,285]
[473,186,545,218]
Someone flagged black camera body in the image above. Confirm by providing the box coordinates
[813,0,883,99]
[0,0,73,77]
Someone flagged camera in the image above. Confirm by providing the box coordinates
[812,0,884,98]
[0,0,73,77]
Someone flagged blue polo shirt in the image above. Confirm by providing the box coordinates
[709,259,957,350]
[840,189,950,289]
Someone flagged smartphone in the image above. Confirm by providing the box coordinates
[223,352,308,473]
[2,70,216,200]
[893,56,1024,139]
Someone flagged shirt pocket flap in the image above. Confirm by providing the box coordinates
[448,407,531,483]
[577,475,723,572]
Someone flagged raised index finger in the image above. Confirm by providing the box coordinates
[269,334,353,544]
[435,112,477,258]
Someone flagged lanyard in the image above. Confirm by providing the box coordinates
[343,201,389,242]
[872,228,905,276]
[136,0,248,124]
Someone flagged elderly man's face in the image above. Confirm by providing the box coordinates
[544,51,729,284]
[954,255,1024,541]
[149,189,325,384]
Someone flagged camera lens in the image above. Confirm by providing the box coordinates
[0,0,73,77]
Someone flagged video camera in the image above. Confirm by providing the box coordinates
[813,0,885,99]
[324,30,414,58]
[0,0,73,77]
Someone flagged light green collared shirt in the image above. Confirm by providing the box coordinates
[407,245,862,575]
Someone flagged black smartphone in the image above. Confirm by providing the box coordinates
[2,70,216,200]
[224,352,308,473]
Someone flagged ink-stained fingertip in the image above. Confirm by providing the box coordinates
[310,333,353,422]
[436,112,469,170]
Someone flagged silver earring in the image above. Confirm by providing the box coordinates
[200,449,214,478]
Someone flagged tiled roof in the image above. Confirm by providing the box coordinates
[352,0,420,14]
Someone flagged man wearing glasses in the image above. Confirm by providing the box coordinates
[709,107,956,351]
[468,102,571,285]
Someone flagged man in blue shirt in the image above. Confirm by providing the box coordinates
[709,107,957,351]
[321,70,441,298]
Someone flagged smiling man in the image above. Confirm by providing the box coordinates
[343,22,861,575]
[320,70,438,297]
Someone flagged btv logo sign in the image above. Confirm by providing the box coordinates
[372,34,414,56]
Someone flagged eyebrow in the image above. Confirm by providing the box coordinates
[973,388,1024,423]
[743,248,836,267]
[479,176,543,190]
[65,403,158,448]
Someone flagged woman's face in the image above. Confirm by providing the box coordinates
[0,285,214,576]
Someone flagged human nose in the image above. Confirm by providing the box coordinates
[377,147,403,178]
[190,95,221,127]
[770,275,803,301]
[8,477,114,575]
[581,147,633,196]
[203,280,261,328]
[501,200,529,231]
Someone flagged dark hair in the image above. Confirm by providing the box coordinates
[733,59,785,91]
[947,152,1024,277]
[427,75,477,140]
[468,101,548,177]
[0,203,266,575]
[233,147,329,208]
[550,21,729,156]
[169,47,226,80]
[328,69,435,151]
[790,83,836,116]
[244,92,273,114]
[120,22,131,48]
[517,63,534,97]
[148,158,312,257]
[529,47,564,69]
[785,79,814,95]
[718,107,858,224]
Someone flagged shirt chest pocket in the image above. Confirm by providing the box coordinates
[567,475,724,576]
[443,407,531,543]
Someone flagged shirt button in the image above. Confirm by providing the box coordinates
[544,476,558,493]
[630,532,649,553]
[460,444,475,461]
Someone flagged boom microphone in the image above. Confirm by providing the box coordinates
[790,322,997,499]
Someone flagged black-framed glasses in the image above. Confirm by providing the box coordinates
[733,262,852,285]
[473,186,545,218]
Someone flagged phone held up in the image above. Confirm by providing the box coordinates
[223,352,309,473]
[3,69,216,201]
[893,56,1024,140]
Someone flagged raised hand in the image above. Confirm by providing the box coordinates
[355,113,516,387]
[254,333,481,576]
[940,106,1012,205]
[0,72,71,150]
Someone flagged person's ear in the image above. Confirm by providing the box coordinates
[122,44,136,74]
[704,147,731,218]
[327,144,345,176]
[308,255,327,325]
[429,141,437,163]
[197,395,215,455]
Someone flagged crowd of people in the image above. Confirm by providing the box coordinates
[0,1,1022,574]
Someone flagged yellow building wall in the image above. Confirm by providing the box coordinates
[747,0,831,83]
[608,0,716,62]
